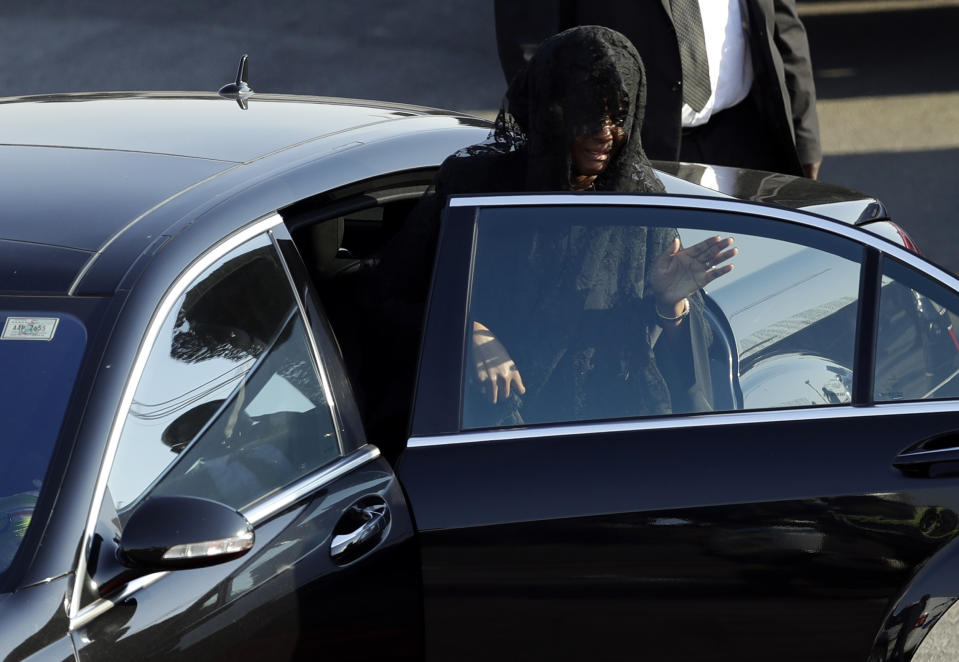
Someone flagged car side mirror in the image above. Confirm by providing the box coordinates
[119,495,254,572]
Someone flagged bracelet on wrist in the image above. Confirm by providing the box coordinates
[656,297,690,321]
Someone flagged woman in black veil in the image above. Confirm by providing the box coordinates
[362,26,735,437]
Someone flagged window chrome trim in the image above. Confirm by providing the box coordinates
[69,444,381,632]
[895,445,959,459]
[70,213,284,621]
[243,444,380,525]
[407,400,959,449]
[269,229,345,456]
[448,194,959,293]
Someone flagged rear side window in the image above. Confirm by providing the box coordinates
[462,205,863,429]
[874,258,959,402]
[107,233,341,514]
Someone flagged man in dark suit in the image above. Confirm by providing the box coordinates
[495,0,822,179]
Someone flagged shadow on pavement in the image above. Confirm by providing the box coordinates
[805,6,959,99]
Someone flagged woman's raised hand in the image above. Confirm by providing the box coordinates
[649,236,738,315]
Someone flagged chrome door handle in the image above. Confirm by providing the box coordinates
[330,501,390,562]
[893,446,959,478]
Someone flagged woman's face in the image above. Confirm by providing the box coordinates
[569,114,627,180]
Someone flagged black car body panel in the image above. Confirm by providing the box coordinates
[0,576,74,661]
[653,159,889,225]
[0,241,91,294]
[2,91,959,662]
[402,193,959,661]
[0,146,231,253]
[401,411,959,660]
[71,458,421,662]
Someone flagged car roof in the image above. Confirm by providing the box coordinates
[0,92,888,297]
[0,92,479,295]
[0,92,454,162]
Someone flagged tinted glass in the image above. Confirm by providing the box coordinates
[108,234,340,514]
[0,312,85,576]
[875,258,959,402]
[463,206,863,429]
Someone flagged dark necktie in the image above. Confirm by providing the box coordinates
[670,0,711,112]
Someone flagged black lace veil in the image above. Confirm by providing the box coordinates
[490,25,665,193]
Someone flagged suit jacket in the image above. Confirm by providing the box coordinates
[494,0,821,176]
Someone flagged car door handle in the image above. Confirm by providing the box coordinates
[330,499,390,562]
[893,442,959,477]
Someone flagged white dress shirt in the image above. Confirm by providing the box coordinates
[680,0,754,128]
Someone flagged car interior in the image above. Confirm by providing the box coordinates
[282,177,750,434]
[281,170,438,445]
[282,170,436,282]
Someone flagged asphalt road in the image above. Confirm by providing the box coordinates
[802,1,959,277]
[0,3,957,655]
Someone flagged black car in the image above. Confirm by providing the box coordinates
[3,82,959,662]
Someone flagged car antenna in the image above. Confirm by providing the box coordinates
[218,54,254,110]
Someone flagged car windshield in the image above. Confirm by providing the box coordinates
[0,311,87,580]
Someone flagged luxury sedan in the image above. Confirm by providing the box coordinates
[2,68,959,662]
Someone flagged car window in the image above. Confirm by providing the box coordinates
[874,257,959,402]
[0,311,86,578]
[107,233,340,514]
[462,205,864,429]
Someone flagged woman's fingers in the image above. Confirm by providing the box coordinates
[512,366,527,395]
[502,365,526,401]
[703,262,734,285]
[478,368,501,404]
[687,235,726,257]
[669,235,681,256]
[712,246,738,265]
[705,246,738,271]
[685,236,737,273]
[497,363,526,403]
[700,237,734,259]
[480,363,526,404]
